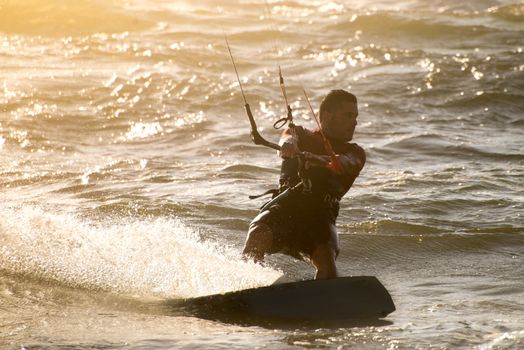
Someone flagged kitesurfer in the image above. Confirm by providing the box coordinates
[242,89,365,279]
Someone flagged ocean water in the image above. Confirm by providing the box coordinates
[1,0,523,348]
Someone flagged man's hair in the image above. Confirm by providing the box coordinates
[319,89,357,122]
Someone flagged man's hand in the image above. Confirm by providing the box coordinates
[278,139,300,159]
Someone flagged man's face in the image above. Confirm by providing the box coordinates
[320,100,359,142]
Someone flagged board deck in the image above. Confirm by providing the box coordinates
[172,276,395,325]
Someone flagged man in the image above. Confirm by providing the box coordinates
[242,89,365,279]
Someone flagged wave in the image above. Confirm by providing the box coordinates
[0,205,280,298]
[0,0,152,37]
[488,3,524,23]
[379,133,524,161]
[339,221,524,264]
[346,219,523,237]
[327,11,497,42]
[346,219,446,236]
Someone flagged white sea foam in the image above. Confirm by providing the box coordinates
[0,205,281,298]
[479,330,524,350]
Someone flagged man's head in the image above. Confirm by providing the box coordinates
[319,89,359,142]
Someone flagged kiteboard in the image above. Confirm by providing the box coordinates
[172,276,395,326]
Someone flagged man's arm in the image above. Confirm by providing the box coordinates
[337,145,366,175]
[302,146,365,175]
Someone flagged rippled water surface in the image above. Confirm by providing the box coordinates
[1,0,523,349]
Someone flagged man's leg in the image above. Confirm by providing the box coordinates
[311,243,339,279]
[310,222,339,279]
[242,221,273,263]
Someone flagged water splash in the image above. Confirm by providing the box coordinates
[0,206,281,298]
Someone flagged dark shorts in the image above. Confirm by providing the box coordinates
[250,192,340,260]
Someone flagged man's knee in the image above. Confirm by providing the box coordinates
[246,222,273,246]
[242,222,273,262]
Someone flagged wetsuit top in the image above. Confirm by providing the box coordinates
[279,126,366,200]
